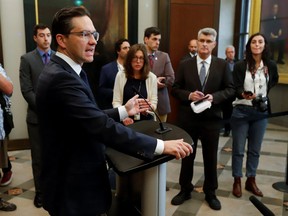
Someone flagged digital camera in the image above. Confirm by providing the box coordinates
[252,94,268,112]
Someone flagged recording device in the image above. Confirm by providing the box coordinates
[252,94,268,112]
[249,196,275,216]
[244,90,253,96]
[132,86,172,134]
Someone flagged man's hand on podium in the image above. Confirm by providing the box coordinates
[163,139,193,160]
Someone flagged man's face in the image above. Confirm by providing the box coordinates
[188,40,198,55]
[225,47,235,61]
[57,16,97,65]
[118,41,130,60]
[144,33,161,53]
[34,28,52,51]
[197,34,216,58]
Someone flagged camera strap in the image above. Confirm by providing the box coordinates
[252,66,268,95]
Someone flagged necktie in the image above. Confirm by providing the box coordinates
[80,70,89,86]
[199,61,206,86]
[148,55,154,70]
[43,53,49,64]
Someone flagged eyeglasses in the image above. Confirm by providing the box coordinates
[68,30,99,41]
[132,56,144,62]
[198,39,214,44]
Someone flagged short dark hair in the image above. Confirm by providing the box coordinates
[33,23,50,36]
[114,38,129,57]
[51,6,91,47]
[144,27,161,38]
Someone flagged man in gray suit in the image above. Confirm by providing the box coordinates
[19,23,55,208]
[144,27,175,122]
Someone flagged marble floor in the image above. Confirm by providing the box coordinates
[1,122,288,216]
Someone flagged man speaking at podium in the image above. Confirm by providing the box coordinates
[35,6,192,216]
[171,28,234,211]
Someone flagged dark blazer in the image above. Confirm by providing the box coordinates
[98,60,118,109]
[172,56,235,129]
[36,55,157,216]
[20,49,55,124]
[151,50,175,115]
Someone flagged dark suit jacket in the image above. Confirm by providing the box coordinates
[151,51,175,115]
[20,49,55,124]
[36,55,157,215]
[180,53,196,62]
[98,60,118,109]
[172,56,235,129]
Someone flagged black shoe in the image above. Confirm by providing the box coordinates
[34,192,43,208]
[205,195,221,210]
[0,199,17,211]
[171,190,191,205]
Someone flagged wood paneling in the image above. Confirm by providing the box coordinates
[7,139,30,151]
[159,0,220,124]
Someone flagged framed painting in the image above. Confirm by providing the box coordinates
[250,0,288,84]
[23,0,132,61]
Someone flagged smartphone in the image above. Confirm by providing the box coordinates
[244,91,253,96]
[194,95,209,105]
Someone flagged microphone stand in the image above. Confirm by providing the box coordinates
[132,86,172,134]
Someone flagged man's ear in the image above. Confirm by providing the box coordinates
[56,34,66,49]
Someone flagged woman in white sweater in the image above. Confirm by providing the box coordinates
[113,43,158,125]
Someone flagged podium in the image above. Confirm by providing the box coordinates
[105,121,192,216]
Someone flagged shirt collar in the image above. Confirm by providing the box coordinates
[37,48,51,56]
[197,55,212,65]
[55,52,82,76]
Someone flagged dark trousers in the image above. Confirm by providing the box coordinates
[222,98,234,132]
[270,39,285,61]
[27,122,42,193]
[2,157,11,173]
[179,126,219,196]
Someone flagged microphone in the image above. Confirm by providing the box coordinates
[132,86,172,134]
[249,196,275,216]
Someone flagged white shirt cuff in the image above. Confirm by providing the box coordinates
[118,106,128,121]
[154,139,164,155]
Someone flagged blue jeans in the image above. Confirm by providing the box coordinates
[231,105,268,177]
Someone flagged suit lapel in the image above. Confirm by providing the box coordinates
[191,58,203,90]
[51,55,97,104]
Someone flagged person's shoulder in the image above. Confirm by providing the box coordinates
[213,55,227,63]
[21,49,38,58]
[102,60,117,69]
[155,50,168,57]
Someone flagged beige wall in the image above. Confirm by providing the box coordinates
[0,0,28,140]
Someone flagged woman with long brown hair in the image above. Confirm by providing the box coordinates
[231,33,278,198]
[113,43,158,125]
